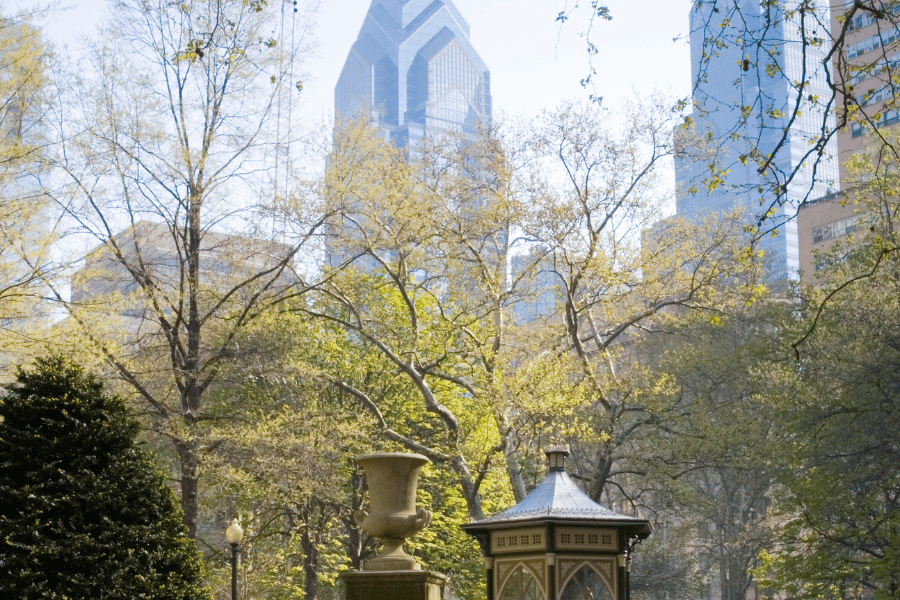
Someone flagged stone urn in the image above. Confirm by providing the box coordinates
[353,452,432,571]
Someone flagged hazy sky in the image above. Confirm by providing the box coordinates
[39,0,693,127]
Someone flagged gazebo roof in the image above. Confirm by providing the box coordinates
[463,448,651,537]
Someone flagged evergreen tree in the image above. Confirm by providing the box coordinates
[0,355,210,600]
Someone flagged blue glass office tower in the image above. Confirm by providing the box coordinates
[675,0,838,280]
[335,0,492,147]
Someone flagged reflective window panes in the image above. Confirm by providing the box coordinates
[560,566,614,600]
[499,566,544,600]
[335,0,491,149]
[329,1,493,268]
[673,0,839,281]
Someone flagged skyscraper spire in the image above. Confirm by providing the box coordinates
[335,0,492,148]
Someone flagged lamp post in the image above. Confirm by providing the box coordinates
[225,518,243,600]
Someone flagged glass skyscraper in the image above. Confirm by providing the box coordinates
[675,0,838,280]
[335,0,492,147]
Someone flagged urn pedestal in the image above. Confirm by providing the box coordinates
[341,570,445,600]
[339,452,446,600]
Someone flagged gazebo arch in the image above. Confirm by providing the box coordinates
[497,560,547,600]
[558,561,616,600]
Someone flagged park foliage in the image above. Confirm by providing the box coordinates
[0,1,899,599]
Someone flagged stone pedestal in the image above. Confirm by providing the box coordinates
[340,570,446,600]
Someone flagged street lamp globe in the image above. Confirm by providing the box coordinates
[226,519,243,545]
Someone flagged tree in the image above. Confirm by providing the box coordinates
[0,9,47,167]
[619,295,794,600]
[557,0,900,257]
[188,303,491,600]
[523,98,757,504]
[0,355,209,600]
[756,267,900,600]
[292,99,754,533]
[44,0,326,539]
[198,308,377,600]
[754,129,900,600]
[298,117,527,522]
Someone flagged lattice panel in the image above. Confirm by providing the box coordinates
[555,527,617,551]
[492,526,547,554]
[494,558,549,600]
[556,557,618,598]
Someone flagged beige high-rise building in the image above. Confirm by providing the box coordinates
[72,221,294,315]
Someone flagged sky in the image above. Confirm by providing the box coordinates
[38,0,694,127]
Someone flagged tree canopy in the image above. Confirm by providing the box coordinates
[0,355,210,600]
[44,0,324,539]
[0,9,57,350]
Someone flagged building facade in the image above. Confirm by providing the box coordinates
[675,0,839,281]
[795,1,900,281]
[72,221,294,315]
[335,0,492,147]
[831,0,900,188]
[796,191,863,276]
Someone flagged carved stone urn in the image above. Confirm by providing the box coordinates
[353,452,432,571]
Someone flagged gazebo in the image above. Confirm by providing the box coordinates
[462,448,652,600]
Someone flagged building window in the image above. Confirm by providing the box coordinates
[847,3,900,32]
[858,83,900,106]
[848,51,900,87]
[848,26,900,59]
[813,216,860,243]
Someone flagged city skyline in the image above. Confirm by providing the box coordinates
[41,0,692,127]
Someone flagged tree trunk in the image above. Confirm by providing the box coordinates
[177,203,204,540]
[299,506,319,600]
[504,436,528,503]
[344,472,367,570]
[175,439,200,538]
[587,449,612,503]
[454,457,486,521]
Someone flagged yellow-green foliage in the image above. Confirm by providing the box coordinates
[0,11,47,172]
[0,10,55,369]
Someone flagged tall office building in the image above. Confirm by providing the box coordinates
[796,1,900,280]
[675,0,838,280]
[335,0,492,148]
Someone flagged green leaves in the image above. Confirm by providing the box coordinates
[747,138,900,599]
[0,356,209,600]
